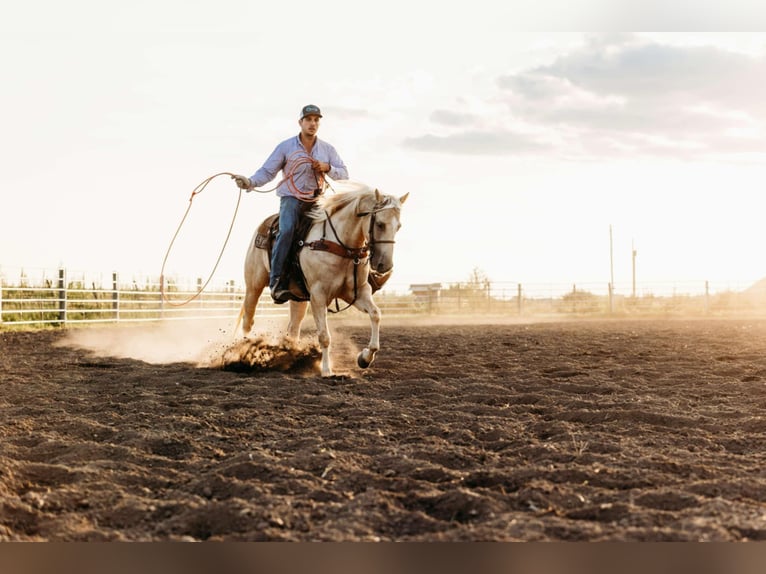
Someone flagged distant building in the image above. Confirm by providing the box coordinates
[409,283,442,304]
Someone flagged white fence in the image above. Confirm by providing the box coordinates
[1,266,766,327]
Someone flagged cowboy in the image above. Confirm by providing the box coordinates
[232,104,348,303]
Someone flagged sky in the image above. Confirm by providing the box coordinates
[2,1,766,293]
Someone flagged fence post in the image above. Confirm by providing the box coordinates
[58,268,66,325]
[112,272,119,322]
[705,280,710,315]
[517,283,522,316]
[0,273,3,325]
[158,275,164,319]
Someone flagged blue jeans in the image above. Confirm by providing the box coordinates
[270,196,310,287]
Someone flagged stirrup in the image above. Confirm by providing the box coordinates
[271,287,291,304]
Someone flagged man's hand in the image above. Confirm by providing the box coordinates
[312,160,330,173]
[231,174,253,190]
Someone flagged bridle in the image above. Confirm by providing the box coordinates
[302,200,398,312]
[358,203,398,260]
[359,205,397,294]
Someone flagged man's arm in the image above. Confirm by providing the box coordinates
[250,143,287,188]
[326,145,348,180]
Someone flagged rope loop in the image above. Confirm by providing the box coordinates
[160,172,241,307]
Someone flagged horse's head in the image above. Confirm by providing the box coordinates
[313,185,408,277]
[362,190,409,275]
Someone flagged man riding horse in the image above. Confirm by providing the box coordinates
[231,104,349,303]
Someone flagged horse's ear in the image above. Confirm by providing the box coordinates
[374,189,382,202]
[399,192,409,205]
[358,191,378,215]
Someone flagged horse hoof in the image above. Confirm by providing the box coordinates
[357,352,373,369]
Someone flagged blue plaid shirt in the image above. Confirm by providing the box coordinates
[249,135,348,199]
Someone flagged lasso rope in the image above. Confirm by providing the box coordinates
[160,158,334,308]
[160,172,249,307]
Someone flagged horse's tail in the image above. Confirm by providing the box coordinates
[233,302,245,338]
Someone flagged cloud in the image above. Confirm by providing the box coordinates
[407,34,766,159]
[429,110,478,127]
[403,130,550,156]
[523,35,766,109]
[331,106,376,120]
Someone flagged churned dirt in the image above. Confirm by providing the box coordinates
[2,318,766,541]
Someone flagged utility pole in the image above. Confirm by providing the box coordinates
[609,225,614,314]
[609,225,614,287]
[631,240,637,298]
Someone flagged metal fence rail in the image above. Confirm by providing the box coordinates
[0,268,283,326]
[375,279,766,318]
[2,266,765,327]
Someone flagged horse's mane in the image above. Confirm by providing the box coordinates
[307,182,388,220]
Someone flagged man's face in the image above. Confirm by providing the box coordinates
[299,114,321,136]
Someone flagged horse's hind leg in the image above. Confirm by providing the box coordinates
[352,289,381,368]
[287,301,309,340]
[243,249,270,336]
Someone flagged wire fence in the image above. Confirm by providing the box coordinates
[1,266,766,328]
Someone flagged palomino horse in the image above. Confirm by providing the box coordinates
[242,185,408,376]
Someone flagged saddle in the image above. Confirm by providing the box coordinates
[254,214,312,302]
[254,213,392,302]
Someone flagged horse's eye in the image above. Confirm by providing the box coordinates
[376,221,385,229]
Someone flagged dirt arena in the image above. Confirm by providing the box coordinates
[2,317,766,541]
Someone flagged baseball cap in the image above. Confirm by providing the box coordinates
[300,104,322,119]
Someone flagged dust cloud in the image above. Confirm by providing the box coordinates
[56,318,319,373]
[57,319,242,365]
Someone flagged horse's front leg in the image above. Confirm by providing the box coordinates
[309,299,333,377]
[352,287,381,369]
[287,300,309,340]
